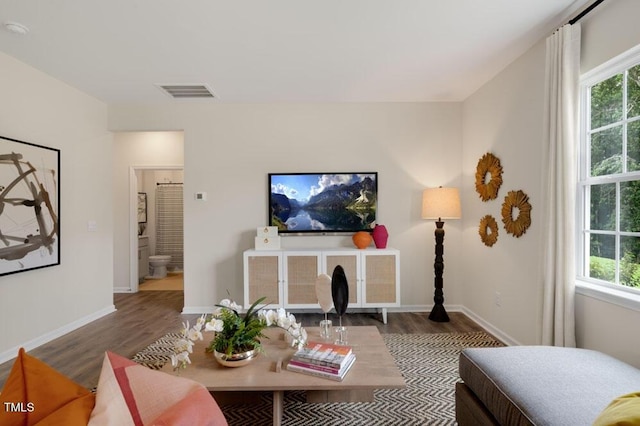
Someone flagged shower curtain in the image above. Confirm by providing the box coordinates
[155,183,184,271]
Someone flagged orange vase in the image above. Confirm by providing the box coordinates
[352,231,372,249]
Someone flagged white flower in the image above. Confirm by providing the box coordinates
[188,328,203,342]
[171,351,192,369]
[219,299,242,311]
[259,309,278,327]
[293,330,307,349]
[174,337,194,353]
[181,320,190,335]
[205,318,224,332]
[194,314,206,331]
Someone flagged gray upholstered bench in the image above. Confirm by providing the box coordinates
[456,346,640,426]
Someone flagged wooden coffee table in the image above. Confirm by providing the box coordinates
[162,325,405,425]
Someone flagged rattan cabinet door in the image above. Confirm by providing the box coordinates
[323,251,360,306]
[243,251,282,309]
[361,250,400,306]
[283,252,322,308]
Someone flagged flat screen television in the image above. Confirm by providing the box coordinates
[269,172,378,235]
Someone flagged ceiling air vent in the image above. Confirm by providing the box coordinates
[156,84,216,99]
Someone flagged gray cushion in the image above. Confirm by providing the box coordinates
[459,346,640,426]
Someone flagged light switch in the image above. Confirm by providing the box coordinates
[195,192,207,201]
[88,220,97,231]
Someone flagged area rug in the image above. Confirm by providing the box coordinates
[133,331,503,426]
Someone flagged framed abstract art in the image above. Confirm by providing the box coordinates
[0,135,60,276]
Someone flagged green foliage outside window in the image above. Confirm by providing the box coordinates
[587,63,640,289]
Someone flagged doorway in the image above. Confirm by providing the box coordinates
[129,166,184,292]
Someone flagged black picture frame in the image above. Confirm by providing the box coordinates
[0,135,60,276]
[137,192,147,224]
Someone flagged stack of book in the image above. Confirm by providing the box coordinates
[286,341,356,381]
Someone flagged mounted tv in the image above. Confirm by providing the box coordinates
[269,172,378,235]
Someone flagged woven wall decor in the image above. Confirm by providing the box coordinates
[501,190,532,238]
[478,215,499,247]
[475,153,503,201]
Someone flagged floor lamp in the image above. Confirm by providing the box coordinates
[421,187,461,323]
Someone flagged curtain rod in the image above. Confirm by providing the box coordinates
[569,0,605,25]
[156,182,183,185]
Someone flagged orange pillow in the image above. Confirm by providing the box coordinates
[0,347,95,426]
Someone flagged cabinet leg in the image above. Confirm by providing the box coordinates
[382,308,388,324]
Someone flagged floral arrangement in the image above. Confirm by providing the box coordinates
[171,297,307,370]
[171,316,206,370]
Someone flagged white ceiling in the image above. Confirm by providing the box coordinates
[0,0,590,104]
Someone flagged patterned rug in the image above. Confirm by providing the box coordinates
[133,331,503,426]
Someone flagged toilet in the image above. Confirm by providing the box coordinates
[147,255,172,279]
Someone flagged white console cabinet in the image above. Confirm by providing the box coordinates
[243,248,400,323]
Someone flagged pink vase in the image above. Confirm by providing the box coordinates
[372,225,389,249]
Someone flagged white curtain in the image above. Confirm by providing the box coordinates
[156,184,184,271]
[541,23,581,347]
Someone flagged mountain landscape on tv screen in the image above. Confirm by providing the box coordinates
[271,175,376,232]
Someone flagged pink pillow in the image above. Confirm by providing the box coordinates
[88,351,227,426]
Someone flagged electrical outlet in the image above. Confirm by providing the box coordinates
[494,291,502,307]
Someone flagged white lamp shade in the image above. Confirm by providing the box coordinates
[422,187,461,220]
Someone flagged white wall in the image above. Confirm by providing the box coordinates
[461,0,640,366]
[112,131,184,291]
[461,39,547,346]
[0,52,113,362]
[108,103,463,312]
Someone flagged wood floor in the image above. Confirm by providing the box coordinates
[0,291,488,390]
[138,272,184,291]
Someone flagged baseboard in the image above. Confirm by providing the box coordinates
[182,306,215,314]
[459,306,521,346]
[0,304,117,364]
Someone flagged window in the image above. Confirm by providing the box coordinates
[579,46,640,294]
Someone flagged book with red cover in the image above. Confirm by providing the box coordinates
[291,341,353,368]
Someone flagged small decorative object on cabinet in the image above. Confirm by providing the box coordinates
[501,190,532,237]
[352,231,372,249]
[475,152,503,201]
[372,224,389,248]
[478,215,499,247]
